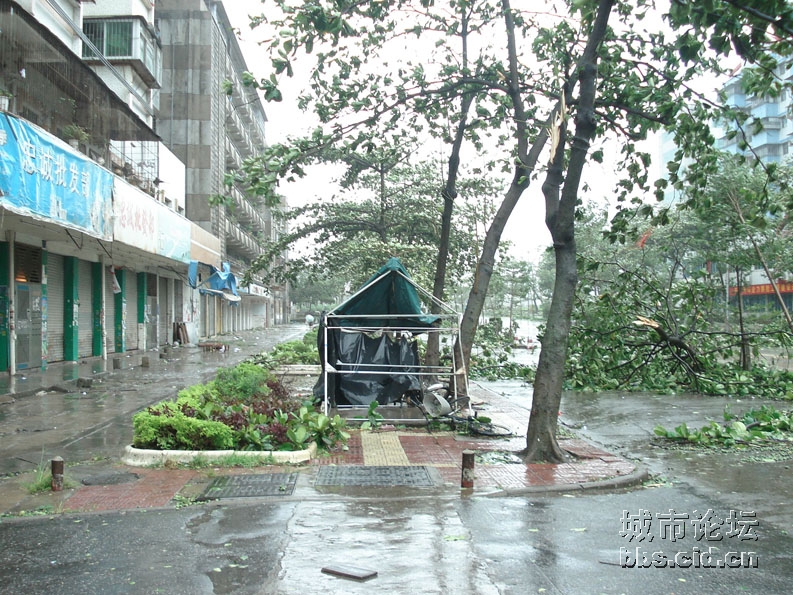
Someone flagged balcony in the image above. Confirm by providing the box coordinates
[82,18,162,88]
[224,218,264,261]
[230,186,269,232]
[762,116,785,130]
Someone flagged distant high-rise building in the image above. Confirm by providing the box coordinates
[156,0,290,330]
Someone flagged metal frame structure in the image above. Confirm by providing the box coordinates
[320,269,467,421]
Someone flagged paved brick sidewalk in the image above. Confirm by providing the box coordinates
[60,432,637,513]
[314,430,638,490]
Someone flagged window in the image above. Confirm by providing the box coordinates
[83,20,133,59]
[82,19,162,87]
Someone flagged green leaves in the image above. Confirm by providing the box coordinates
[360,401,384,431]
[131,357,349,453]
[655,406,793,447]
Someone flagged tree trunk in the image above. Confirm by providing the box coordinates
[523,0,615,463]
[523,238,577,462]
[736,269,751,370]
[427,93,474,376]
[456,0,546,369]
[427,7,472,377]
[458,182,528,367]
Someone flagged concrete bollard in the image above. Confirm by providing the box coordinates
[461,450,475,489]
[51,456,64,492]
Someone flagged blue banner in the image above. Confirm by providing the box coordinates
[0,113,112,239]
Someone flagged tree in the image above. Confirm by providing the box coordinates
[237,0,793,462]
[682,153,793,367]
[290,274,346,312]
[242,155,490,291]
[568,204,793,397]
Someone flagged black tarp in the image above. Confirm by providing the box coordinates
[314,258,435,407]
[323,330,420,406]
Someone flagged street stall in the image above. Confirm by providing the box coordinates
[313,258,466,422]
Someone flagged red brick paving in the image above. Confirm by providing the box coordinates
[64,468,197,512]
[313,430,637,490]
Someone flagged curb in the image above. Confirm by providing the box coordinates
[120,443,317,467]
[485,464,649,497]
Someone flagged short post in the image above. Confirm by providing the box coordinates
[461,450,475,489]
[51,456,64,492]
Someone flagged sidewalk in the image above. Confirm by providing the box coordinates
[0,329,645,517]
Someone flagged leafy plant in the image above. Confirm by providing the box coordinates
[250,330,320,367]
[62,123,89,143]
[132,410,235,450]
[214,362,273,403]
[654,406,793,447]
[131,361,348,452]
[360,400,384,431]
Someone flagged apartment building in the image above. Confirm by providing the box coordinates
[715,59,793,311]
[156,0,289,332]
[0,0,286,375]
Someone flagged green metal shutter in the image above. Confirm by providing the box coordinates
[46,253,65,362]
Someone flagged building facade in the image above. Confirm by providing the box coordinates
[156,0,289,332]
[716,60,793,311]
[716,61,793,162]
[0,0,287,375]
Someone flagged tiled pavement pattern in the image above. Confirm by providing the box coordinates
[314,431,636,490]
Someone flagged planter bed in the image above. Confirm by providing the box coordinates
[121,443,317,467]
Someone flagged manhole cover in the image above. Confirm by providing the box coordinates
[315,465,436,487]
[198,473,297,500]
[81,472,140,486]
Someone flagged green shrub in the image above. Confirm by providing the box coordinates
[250,330,319,367]
[214,362,273,403]
[132,410,235,450]
[177,383,217,408]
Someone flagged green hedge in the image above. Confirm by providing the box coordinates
[133,410,234,450]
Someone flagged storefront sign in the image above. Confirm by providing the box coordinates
[0,114,112,239]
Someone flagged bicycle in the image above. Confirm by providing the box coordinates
[399,382,514,438]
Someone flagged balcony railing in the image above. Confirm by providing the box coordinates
[82,18,162,88]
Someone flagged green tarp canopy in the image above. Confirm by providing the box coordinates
[329,257,439,329]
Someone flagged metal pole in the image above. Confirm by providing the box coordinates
[7,231,16,375]
[51,456,64,491]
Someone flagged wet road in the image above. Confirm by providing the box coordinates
[558,389,793,532]
[0,484,790,594]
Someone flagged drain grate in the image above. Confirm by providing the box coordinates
[315,465,436,487]
[198,473,297,500]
